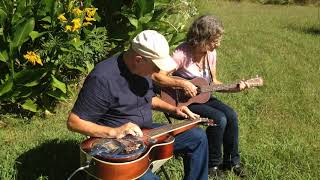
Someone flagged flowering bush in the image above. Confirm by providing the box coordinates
[58,6,97,32]
[0,0,197,116]
[0,0,110,115]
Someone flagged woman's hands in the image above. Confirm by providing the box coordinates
[180,80,198,97]
[238,80,250,91]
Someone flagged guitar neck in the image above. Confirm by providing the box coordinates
[146,119,203,139]
[200,83,238,93]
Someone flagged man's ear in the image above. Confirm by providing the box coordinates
[135,55,144,63]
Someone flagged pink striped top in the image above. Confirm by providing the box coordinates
[172,42,217,82]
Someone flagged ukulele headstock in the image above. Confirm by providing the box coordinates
[243,76,264,88]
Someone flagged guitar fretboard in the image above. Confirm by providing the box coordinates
[200,84,238,93]
[146,118,204,138]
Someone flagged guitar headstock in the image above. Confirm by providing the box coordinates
[199,117,216,126]
[243,76,263,88]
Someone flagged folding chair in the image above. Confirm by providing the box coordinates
[155,112,185,180]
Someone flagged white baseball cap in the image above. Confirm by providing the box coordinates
[131,30,177,72]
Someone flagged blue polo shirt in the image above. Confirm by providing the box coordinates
[72,53,154,128]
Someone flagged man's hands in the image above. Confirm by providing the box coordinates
[174,106,200,120]
[113,122,143,139]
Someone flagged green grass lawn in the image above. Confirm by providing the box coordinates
[1,1,320,179]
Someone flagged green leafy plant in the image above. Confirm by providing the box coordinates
[95,0,198,52]
[0,0,196,116]
[0,0,110,115]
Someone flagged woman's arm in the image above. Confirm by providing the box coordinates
[210,65,246,92]
[210,66,223,85]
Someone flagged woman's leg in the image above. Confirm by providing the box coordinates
[205,97,240,166]
[188,103,227,168]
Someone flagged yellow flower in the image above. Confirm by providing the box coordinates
[58,13,67,23]
[72,7,83,16]
[84,7,97,18]
[82,22,92,26]
[85,17,96,22]
[65,25,72,32]
[71,18,81,32]
[23,51,43,66]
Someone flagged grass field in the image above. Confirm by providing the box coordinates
[1,1,320,180]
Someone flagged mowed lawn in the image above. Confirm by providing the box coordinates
[1,1,319,180]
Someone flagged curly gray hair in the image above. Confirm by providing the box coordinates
[186,15,224,48]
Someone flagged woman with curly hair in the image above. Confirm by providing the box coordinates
[152,15,247,178]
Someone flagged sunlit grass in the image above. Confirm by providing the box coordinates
[1,1,320,180]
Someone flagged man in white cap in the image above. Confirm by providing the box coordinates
[67,30,209,180]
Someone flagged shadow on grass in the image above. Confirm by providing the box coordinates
[15,139,88,180]
[287,24,320,35]
[304,27,320,35]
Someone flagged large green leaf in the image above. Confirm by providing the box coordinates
[127,16,139,29]
[29,31,47,41]
[135,0,154,18]
[0,79,13,97]
[14,69,47,86]
[43,0,55,14]
[69,39,85,51]
[21,99,38,112]
[11,12,24,26]
[51,75,66,93]
[16,0,27,14]
[11,18,35,49]
[139,12,153,24]
[0,8,7,24]
[41,16,52,23]
[0,49,8,62]
[169,32,185,45]
[64,63,85,72]
[47,89,67,101]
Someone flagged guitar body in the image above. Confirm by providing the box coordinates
[80,132,174,180]
[160,77,211,107]
[77,118,215,180]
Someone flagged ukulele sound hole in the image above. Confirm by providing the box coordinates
[176,89,190,103]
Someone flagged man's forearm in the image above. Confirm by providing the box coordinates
[151,97,176,114]
[67,112,116,138]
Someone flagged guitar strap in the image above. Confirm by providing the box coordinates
[204,54,213,85]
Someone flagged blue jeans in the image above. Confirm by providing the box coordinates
[140,124,208,180]
[188,97,240,167]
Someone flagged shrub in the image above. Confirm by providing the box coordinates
[0,0,198,116]
[0,0,110,115]
[95,0,198,52]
